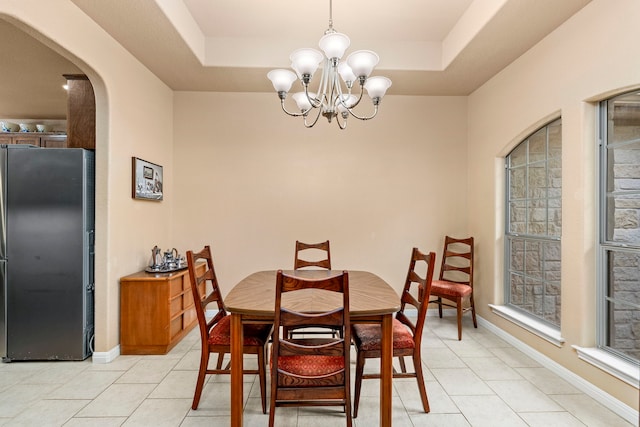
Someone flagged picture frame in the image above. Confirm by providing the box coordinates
[132,157,163,201]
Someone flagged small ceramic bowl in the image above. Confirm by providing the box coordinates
[0,121,19,132]
[19,123,35,132]
[35,124,48,132]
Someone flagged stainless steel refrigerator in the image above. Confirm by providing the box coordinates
[0,145,95,361]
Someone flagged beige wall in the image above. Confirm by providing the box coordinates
[0,0,175,353]
[467,0,640,410]
[172,92,468,293]
[1,0,636,416]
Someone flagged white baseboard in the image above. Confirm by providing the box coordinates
[91,345,120,364]
[477,316,639,426]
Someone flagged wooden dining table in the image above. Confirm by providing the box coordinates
[224,269,400,427]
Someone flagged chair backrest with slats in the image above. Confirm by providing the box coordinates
[273,270,350,386]
[186,245,226,344]
[294,240,331,270]
[438,236,474,287]
[396,248,436,349]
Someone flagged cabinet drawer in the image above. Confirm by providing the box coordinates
[183,306,197,327]
[183,288,195,308]
[170,296,183,315]
[41,135,67,148]
[12,135,40,146]
[170,316,183,339]
[169,274,189,297]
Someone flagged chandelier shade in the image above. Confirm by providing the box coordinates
[290,49,324,77]
[266,0,392,129]
[336,95,357,114]
[337,62,356,86]
[318,32,350,59]
[292,92,316,112]
[346,50,379,79]
[267,69,297,93]
[364,76,393,101]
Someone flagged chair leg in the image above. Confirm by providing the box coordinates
[258,346,267,414]
[437,297,443,318]
[192,347,210,410]
[412,351,430,413]
[215,352,225,370]
[353,350,365,418]
[456,297,463,340]
[268,356,277,427]
[268,403,276,427]
[345,364,353,427]
[398,355,407,373]
[470,294,478,328]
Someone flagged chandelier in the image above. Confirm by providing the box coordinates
[267,0,392,129]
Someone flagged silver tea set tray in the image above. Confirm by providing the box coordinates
[145,264,187,274]
[146,246,186,273]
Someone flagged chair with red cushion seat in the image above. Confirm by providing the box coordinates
[269,269,352,427]
[429,236,476,340]
[351,247,436,417]
[186,245,272,412]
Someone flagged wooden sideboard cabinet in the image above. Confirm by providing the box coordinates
[119,263,205,355]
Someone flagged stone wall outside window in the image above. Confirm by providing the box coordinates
[605,102,640,360]
[506,119,562,326]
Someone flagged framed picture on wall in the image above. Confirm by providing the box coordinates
[132,157,163,201]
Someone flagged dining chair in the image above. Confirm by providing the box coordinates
[289,239,340,339]
[294,240,331,269]
[186,245,273,412]
[429,236,476,340]
[351,247,435,417]
[269,270,352,427]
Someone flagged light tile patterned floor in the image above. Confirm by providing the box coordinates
[0,316,634,426]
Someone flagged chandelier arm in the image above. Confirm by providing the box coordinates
[334,84,364,111]
[345,104,380,121]
[303,102,325,127]
[316,58,332,110]
[331,68,342,99]
[318,60,341,122]
[335,113,348,130]
[304,84,323,109]
[279,99,308,117]
[349,84,365,109]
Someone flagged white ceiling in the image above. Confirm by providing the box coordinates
[0,0,593,120]
[68,0,592,96]
[184,0,472,42]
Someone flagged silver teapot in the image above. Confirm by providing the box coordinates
[163,248,179,267]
